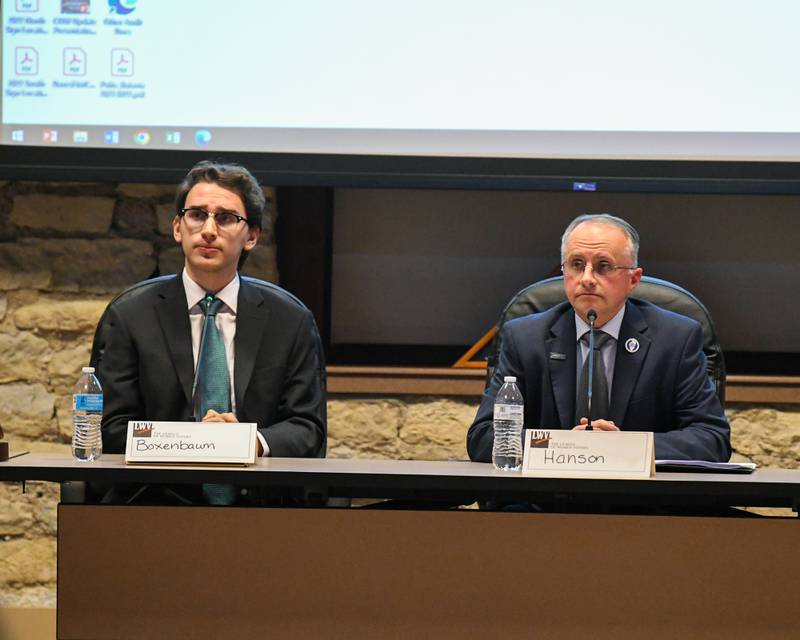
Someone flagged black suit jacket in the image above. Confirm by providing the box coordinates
[96,274,326,457]
[468,299,731,462]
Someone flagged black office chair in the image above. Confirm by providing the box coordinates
[485,275,726,404]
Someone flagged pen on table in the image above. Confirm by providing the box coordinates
[7,451,30,460]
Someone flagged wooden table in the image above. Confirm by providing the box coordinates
[2,455,799,639]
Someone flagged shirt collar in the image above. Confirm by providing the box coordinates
[182,271,239,314]
[575,303,626,342]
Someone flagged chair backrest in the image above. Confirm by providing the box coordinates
[92,273,324,364]
[90,274,172,372]
[485,275,726,404]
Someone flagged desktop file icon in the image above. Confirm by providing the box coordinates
[111,49,134,76]
[17,1,40,12]
[63,48,87,76]
[15,47,38,75]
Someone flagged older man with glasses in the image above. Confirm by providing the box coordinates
[98,161,326,496]
[468,213,731,463]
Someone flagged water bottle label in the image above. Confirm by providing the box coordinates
[74,394,103,412]
[493,404,523,420]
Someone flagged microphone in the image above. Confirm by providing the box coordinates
[585,309,598,431]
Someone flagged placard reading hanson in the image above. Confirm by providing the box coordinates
[522,429,654,479]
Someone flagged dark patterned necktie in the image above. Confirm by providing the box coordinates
[576,331,612,423]
[196,295,236,506]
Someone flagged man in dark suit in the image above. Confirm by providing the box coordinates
[98,161,325,460]
[468,214,730,462]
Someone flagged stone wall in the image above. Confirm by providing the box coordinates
[0,180,798,608]
[0,179,277,607]
[327,397,476,461]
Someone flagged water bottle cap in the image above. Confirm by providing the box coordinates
[503,376,517,383]
[82,366,95,373]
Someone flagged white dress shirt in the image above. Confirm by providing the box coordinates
[182,271,269,456]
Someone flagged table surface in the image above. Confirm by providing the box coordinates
[2,453,800,509]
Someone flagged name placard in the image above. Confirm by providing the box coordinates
[522,429,654,479]
[125,421,257,465]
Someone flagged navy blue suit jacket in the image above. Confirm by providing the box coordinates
[468,299,731,462]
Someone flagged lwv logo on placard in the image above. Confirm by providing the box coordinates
[530,430,552,448]
[132,423,153,438]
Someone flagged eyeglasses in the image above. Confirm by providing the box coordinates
[179,207,248,230]
[561,258,636,278]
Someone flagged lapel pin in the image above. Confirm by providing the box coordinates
[549,352,567,360]
[624,338,640,353]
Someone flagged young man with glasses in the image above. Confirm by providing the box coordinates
[468,213,730,462]
[98,161,326,477]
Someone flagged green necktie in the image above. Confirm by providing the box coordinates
[197,295,236,506]
[196,295,231,417]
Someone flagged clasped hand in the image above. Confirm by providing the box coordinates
[201,410,237,423]
[201,410,264,456]
[573,417,620,431]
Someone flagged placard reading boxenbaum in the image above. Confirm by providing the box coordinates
[522,429,654,479]
[125,421,257,465]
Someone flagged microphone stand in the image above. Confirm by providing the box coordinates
[586,309,598,431]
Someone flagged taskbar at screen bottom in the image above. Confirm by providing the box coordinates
[2,123,214,150]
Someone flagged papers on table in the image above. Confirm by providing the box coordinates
[656,459,757,474]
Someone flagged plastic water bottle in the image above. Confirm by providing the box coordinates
[72,366,103,462]
[492,376,524,471]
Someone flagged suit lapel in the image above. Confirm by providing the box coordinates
[546,309,578,429]
[154,275,195,408]
[610,301,651,428]
[234,280,270,411]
